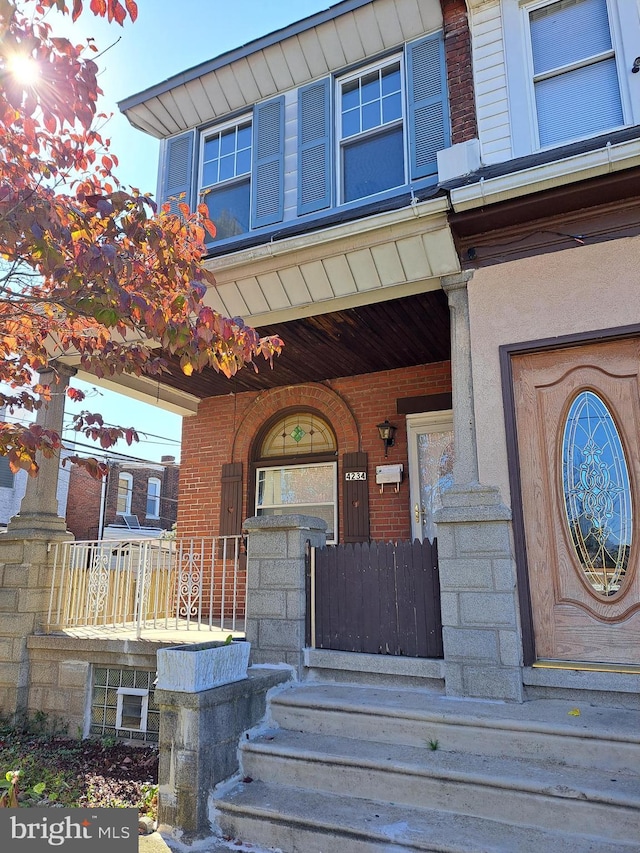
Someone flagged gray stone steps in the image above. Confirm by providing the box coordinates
[214,780,638,853]
[211,682,640,852]
[240,727,639,840]
[270,682,640,772]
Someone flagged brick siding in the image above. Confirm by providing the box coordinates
[441,0,478,144]
[66,461,179,538]
[66,465,103,540]
[178,362,451,543]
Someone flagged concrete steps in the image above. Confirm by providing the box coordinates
[212,682,640,852]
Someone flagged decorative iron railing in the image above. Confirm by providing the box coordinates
[47,536,246,638]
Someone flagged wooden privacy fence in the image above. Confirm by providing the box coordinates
[308,539,443,658]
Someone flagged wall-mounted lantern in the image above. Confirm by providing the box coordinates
[376,419,397,457]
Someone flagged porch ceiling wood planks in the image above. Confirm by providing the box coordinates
[155,289,451,399]
[119,0,444,137]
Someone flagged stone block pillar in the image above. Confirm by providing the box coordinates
[243,515,327,674]
[437,273,523,702]
[0,537,64,721]
[8,363,74,537]
[0,363,74,721]
[435,485,523,702]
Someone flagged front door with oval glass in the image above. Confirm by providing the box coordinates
[512,339,640,665]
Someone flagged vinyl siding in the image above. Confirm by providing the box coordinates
[470,1,512,164]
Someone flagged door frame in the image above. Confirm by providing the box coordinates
[500,322,640,666]
[406,410,453,542]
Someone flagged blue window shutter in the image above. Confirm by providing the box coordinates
[158,130,195,215]
[298,78,332,215]
[407,32,450,181]
[251,96,285,228]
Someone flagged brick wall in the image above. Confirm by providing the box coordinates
[66,466,103,540]
[441,0,478,144]
[104,463,179,530]
[66,461,180,538]
[178,361,451,543]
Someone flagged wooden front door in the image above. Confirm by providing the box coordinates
[512,339,640,665]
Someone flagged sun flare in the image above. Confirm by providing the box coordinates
[6,53,40,87]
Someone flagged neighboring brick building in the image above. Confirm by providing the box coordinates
[66,456,179,540]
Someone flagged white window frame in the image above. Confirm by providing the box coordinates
[503,0,638,157]
[146,477,161,519]
[116,472,133,516]
[115,687,149,733]
[198,113,253,238]
[335,53,408,204]
[255,461,338,544]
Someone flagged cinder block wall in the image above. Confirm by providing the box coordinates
[179,362,451,541]
[26,636,163,736]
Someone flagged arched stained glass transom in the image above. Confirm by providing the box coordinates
[562,390,632,597]
[260,412,337,458]
[255,411,337,542]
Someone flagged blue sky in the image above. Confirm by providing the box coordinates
[55,0,334,461]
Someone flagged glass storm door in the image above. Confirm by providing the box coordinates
[407,412,454,542]
[512,339,640,666]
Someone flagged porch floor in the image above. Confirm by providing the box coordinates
[49,619,245,644]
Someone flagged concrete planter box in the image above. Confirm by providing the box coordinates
[156,640,250,693]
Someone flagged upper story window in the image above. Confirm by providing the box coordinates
[200,120,252,240]
[159,32,449,245]
[527,0,624,147]
[339,59,405,203]
[146,477,161,519]
[116,473,133,516]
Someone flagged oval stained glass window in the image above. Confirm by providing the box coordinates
[562,391,632,596]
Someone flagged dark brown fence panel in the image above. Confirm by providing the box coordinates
[311,539,443,659]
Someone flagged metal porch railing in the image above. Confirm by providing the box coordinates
[47,536,247,639]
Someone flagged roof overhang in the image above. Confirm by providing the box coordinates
[203,196,458,326]
[119,0,443,138]
[60,194,458,410]
[449,136,640,214]
[448,138,640,268]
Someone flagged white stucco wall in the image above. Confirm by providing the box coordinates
[468,234,640,506]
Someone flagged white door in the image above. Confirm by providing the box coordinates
[407,412,454,542]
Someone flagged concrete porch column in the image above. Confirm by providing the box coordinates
[436,273,523,702]
[244,514,327,675]
[8,363,75,537]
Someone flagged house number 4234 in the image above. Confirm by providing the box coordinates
[345,472,366,480]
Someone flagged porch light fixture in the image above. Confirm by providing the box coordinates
[377,420,397,457]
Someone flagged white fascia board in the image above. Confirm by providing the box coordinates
[204,196,451,275]
[69,366,200,416]
[450,138,640,212]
